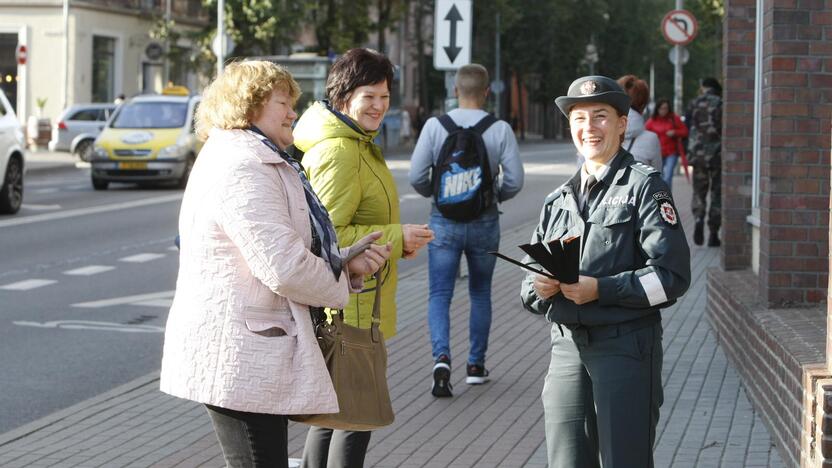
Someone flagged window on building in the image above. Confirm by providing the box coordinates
[92,36,116,103]
[169,45,191,88]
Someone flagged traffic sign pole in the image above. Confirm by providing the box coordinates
[674,0,683,115]
[661,3,698,115]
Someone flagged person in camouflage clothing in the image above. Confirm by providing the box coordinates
[687,77,722,247]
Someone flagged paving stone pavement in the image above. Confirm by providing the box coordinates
[0,176,788,467]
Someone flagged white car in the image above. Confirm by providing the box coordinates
[0,89,25,214]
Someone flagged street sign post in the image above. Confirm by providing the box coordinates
[662,9,698,45]
[434,0,472,71]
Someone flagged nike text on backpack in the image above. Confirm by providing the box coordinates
[432,114,497,222]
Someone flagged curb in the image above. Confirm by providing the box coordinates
[26,161,85,176]
[0,371,160,447]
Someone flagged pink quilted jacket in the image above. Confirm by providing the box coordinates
[160,128,351,415]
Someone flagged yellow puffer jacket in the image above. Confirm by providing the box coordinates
[293,101,403,338]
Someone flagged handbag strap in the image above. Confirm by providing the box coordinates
[332,263,386,343]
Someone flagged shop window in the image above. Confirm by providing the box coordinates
[92,35,116,103]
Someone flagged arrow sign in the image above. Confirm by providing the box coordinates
[434,0,471,70]
[443,5,463,63]
[662,9,698,45]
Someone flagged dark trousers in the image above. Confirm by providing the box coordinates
[300,427,372,468]
[542,322,663,468]
[205,404,289,468]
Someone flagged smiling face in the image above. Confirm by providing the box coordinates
[568,102,627,164]
[251,88,297,150]
[342,81,390,132]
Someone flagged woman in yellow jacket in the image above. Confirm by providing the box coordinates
[293,48,434,468]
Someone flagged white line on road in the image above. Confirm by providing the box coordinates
[133,298,174,308]
[13,320,164,333]
[399,194,423,202]
[21,204,62,211]
[0,193,183,228]
[72,290,175,308]
[63,265,116,276]
[119,253,166,263]
[31,188,60,194]
[0,279,58,290]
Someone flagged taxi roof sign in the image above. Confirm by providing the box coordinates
[162,85,190,96]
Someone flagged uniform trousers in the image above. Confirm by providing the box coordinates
[542,321,663,468]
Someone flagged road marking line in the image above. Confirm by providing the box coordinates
[0,279,58,290]
[32,188,59,194]
[21,204,62,211]
[167,246,179,251]
[399,194,423,202]
[72,290,175,308]
[119,253,166,263]
[13,320,164,333]
[0,193,183,228]
[63,265,115,276]
[133,298,174,308]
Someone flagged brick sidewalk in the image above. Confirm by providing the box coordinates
[0,176,788,467]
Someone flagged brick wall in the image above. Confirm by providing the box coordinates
[759,0,832,305]
[721,0,756,271]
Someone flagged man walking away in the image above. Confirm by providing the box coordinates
[409,63,524,397]
[688,77,723,247]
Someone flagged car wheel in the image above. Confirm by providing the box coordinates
[92,175,109,191]
[75,139,94,162]
[0,155,23,214]
[177,154,195,189]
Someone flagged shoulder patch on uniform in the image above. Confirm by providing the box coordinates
[630,161,660,177]
[652,190,679,228]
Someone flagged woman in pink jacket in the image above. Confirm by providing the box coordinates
[159,61,391,468]
[646,98,689,190]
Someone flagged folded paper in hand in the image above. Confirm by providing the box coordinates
[489,237,580,284]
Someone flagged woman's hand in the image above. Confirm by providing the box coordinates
[347,240,392,277]
[666,129,676,137]
[402,224,434,259]
[559,275,599,305]
[533,274,561,299]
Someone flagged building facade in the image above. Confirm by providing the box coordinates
[0,0,209,125]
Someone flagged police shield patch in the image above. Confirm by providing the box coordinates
[652,191,679,228]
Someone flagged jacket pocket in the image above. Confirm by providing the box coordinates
[243,306,297,338]
[600,207,632,227]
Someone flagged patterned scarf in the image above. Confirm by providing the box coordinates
[248,126,343,280]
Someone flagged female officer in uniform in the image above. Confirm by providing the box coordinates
[520,76,691,467]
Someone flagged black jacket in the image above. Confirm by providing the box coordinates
[520,150,691,326]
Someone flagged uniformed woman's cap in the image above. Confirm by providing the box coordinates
[555,75,631,117]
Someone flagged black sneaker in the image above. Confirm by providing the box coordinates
[431,355,453,397]
[465,364,490,385]
[708,231,721,247]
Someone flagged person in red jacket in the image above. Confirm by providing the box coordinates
[646,99,688,190]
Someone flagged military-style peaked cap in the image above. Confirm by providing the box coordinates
[555,75,631,117]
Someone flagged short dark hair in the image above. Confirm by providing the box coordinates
[701,77,722,96]
[651,98,672,120]
[326,48,394,111]
[617,75,649,114]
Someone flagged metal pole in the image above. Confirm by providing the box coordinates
[217,0,224,77]
[164,0,171,85]
[62,0,69,110]
[649,61,655,105]
[494,11,501,119]
[673,0,683,114]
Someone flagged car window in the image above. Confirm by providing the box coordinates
[69,109,102,121]
[111,102,188,129]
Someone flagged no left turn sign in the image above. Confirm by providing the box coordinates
[662,10,698,45]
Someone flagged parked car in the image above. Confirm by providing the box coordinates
[48,103,116,161]
[90,86,201,190]
[0,89,25,214]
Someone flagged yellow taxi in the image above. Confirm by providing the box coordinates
[90,86,202,190]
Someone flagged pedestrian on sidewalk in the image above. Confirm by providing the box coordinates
[293,48,434,468]
[408,63,524,397]
[520,75,691,468]
[158,61,392,468]
[686,77,723,247]
[617,75,662,173]
[646,98,689,191]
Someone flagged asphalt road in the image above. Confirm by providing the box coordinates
[0,141,577,434]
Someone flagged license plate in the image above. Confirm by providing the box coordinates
[119,161,148,170]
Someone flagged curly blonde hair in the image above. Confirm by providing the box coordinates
[195,60,301,140]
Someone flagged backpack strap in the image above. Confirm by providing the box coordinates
[472,114,498,135]
[437,114,460,133]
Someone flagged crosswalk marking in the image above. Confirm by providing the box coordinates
[63,265,115,276]
[0,279,58,291]
[72,290,175,308]
[119,253,166,263]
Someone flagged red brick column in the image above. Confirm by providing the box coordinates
[721,0,756,270]
[759,0,832,305]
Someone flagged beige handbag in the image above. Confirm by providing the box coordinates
[291,269,394,431]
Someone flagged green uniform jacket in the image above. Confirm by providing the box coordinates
[294,101,403,338]
[520,150,691,326]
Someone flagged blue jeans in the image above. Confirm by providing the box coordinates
[661,154,679,190]
[428,212,500,366]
